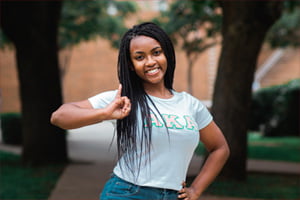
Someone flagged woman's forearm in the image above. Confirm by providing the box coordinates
[50,103,107,130]
[51,90,131,130]
[190,144,230,197]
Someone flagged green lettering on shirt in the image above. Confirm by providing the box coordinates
[183,115,197,130]
[149,113,163,127]
[162,114,184,129]
[145,113,198,132]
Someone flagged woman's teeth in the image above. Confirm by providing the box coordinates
[146,68,159,74]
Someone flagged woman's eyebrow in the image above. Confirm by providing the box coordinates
[152,46,161,51]
[132,46,162,55]
[133,51,144,54]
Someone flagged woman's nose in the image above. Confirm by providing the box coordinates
[145,56,156,67]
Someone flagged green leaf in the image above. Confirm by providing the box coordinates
[58,0,137,49]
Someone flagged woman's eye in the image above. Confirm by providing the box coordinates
[135,55,144,60]
[153,50,161,56]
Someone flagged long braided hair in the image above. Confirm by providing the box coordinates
[116,22,176,177]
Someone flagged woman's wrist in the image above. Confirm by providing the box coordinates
[189,185,202,198]
[97,108,109,122]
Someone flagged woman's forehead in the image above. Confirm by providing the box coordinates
[130,36,161,53]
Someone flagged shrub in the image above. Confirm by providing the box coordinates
[0,113,22,145]
[249,79,300,137]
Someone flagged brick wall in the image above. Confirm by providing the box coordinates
[0,49,20,112]
[260,47,300,87]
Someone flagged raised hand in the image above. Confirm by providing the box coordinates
[104,84,131,120]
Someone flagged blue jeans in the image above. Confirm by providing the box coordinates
[100,174,179,200]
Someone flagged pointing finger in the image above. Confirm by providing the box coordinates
[116,84,122,98]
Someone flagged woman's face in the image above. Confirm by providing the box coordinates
[130,35,167,88]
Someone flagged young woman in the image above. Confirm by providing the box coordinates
[51,22,230,200]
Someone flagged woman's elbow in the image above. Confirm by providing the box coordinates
[50,110,67,129]
[223,143,230,160]
[50,111,60,126]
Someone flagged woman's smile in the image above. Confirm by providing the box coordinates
[145,67,161,75]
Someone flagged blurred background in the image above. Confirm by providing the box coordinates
[0,0,299,199]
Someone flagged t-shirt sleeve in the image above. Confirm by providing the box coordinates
[193,98,213,130]
[88,90,117,109]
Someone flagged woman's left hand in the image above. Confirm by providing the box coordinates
[178,182,200,200]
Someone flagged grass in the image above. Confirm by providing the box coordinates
[0,151,66,200]
[248,133,300,162]
[199,172,300,199]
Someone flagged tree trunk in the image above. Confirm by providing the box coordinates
[0,1,68,165]
[212,1,282,180]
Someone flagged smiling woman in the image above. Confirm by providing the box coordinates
[50,22,229,200]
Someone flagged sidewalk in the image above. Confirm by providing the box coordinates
[1,121,300,200]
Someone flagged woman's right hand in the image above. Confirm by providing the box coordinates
[51,84,131,129]
[104,84,131,120]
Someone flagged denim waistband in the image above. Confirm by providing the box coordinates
[111,173,178,193]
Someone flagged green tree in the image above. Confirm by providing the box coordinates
[154,0,222,94]
[266,1,300,48]
[59,0,136,48]
[211,1,283,180]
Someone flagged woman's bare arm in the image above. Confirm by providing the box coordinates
[50,84,131,130]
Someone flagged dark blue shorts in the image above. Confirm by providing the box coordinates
[100,174,179,200]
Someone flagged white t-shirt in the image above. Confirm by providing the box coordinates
[88,90,212,191]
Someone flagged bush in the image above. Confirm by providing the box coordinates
[249,79,300,136]
[0,113,22,145]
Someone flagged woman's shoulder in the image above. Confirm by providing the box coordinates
[90,89,117,98]
[88,89,117,103]
[174,90,207,107]
[173,90,196,100]
[88,89,117,109]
